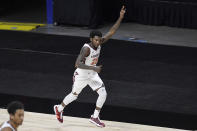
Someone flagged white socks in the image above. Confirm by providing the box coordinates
[58,104,64,112]
[93,109,100,118]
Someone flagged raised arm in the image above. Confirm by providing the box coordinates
[75,47,102,73]
[102,6,126,44]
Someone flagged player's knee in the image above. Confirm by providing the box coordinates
[97,87,107,99]
[72,92,78,99]
[96,88,107,108]
[63,92,78,105]
[73,92,78,96]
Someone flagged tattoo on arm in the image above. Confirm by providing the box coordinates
[102,6,126,44]
[102,17,123,43]
[75,46,94,70]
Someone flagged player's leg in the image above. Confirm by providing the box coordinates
[54,72,88,123]
[57,90,79,112]
[54,91,80,123]
[88,74,107,127]
[93,85,107,118]
[54,82,87,123]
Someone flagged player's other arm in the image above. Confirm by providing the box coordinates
[75,47,102,73]
[102,6,126,44]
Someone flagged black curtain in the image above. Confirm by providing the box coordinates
[53,0,197,29]
[88,0,103,28]
[53,0,124,28]
[125,0,197,29]
[53,0,103,28]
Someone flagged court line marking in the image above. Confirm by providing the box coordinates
[0,47,77,56]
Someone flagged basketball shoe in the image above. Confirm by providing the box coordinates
[89,115,105,127]
[54,105,63,123]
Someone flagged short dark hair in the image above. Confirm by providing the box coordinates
[90,30,102,38]
[7,101,24,115]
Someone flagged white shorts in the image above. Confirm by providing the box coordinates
[72,68,104,94]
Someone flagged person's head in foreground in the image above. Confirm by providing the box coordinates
[0,101,24,131]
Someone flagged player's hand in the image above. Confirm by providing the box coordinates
[120,6,126,19]
[93,65,102,73]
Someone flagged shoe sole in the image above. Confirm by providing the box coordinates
[89,119,104,127]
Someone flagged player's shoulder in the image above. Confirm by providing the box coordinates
[1,127,13,131]
[82,43,91,49]
[83,43,91,47]
[80,45,90,55]
[82,44,90,50]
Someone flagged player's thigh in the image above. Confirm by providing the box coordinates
[88,74,104,91]
[72,79,88,94]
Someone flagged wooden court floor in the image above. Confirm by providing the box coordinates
[0,108,188,131]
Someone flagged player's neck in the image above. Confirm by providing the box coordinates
[89,42,98,50]
[9,120,18,130]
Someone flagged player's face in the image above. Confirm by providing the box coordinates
[11,109,24,125]
[91,36,102,47]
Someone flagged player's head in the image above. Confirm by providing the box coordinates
[90,30,102,47]
[7,101,24,126]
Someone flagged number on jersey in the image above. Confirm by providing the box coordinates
[91,58,98,65]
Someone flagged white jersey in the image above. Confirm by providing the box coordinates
[0,121,16,131]
[75,43,101,76]
[84,43,101,66]
[72,43,104,93]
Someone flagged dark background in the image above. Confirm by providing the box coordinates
[1,0,197,29]
[0,30,197,130]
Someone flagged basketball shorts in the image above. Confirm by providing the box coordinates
[72,68,104,94]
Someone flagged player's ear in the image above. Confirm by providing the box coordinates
[10,114,15,120]
[90,38,93,42]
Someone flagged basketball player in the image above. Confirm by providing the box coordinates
[54,6,126,127]
[0,101,24,131]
